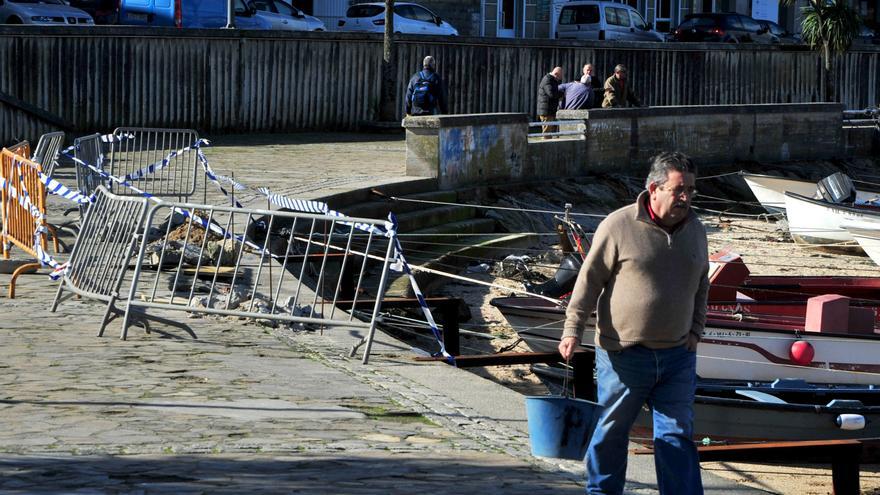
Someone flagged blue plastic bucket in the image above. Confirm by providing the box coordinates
[525,395,600,460]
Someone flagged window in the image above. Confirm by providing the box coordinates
[272,0,297,17]
[722,15,744,29]
[395,5,417,20]
[347,5,384,18]
[559,5,600,25]
[739,16,762,32]
[411,5,436,23]
[253,0,276,13]
[605,7,629,26]
[631,10,649,30]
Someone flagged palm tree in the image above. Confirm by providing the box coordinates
[784,0,861,101]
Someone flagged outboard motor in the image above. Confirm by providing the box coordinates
[816,172,857,204]
[524,253,583,298]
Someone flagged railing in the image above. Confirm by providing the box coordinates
[527,120,585,140]
[843,108,880,130]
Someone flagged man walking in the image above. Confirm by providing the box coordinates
[405,56,448,116]
[559,152,707,495]
[602,64,642,108]
[536,66,564,137]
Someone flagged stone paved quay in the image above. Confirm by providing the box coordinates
[2,133,761,494]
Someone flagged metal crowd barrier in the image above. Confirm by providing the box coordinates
[73,133,106,219]
[32,131,65,177]
[0,148,56,298]
[106,127,200,200]
[51,186,157,334]
[53,187,397,362]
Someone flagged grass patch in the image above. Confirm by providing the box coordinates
[346,404,437,426]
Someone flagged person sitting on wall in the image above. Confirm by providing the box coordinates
[602,64,642,108]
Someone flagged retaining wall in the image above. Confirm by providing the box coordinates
[407,104,855,189]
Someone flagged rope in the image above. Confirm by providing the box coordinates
[388,196,608,218]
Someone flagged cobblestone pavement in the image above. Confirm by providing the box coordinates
[2,133,589,494]
[3,133,759,494]
[0,275,585,494]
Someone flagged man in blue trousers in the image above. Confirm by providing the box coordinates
[559,151,708,495]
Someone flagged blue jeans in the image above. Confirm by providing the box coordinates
[586,345,702,495]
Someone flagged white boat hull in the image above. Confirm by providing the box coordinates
[783,192,880,246]
[742,174,818,214]
[743,173,879,215]
[501,305,880,386]
[848,227,880,267]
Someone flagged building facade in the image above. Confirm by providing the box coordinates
[306,0,878,37]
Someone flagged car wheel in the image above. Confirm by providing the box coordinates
[6,16,23,24]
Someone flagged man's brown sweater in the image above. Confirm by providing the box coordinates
[562,191,709,351]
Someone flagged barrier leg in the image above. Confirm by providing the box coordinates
[8,262,40,299]
[46,225,60,253]
[98,296,117,337]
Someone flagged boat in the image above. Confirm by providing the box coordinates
[783,191,880,247]
[736,274,880,301]
[634,388,880,445]
[742,172,879,214]
[491,294,880,386]
[845,225,880,267]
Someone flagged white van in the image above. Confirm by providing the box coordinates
[555,1,664,41]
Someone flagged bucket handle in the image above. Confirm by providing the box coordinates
[561,355,575,398]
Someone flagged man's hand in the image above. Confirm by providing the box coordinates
[558,336,580,361]
[686,333,700,352]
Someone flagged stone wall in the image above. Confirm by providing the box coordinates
[556,103,845,172]
[404,113,528,190]
[406,104,861,189]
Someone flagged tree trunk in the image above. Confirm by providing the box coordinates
[378,0,397,122]
[823,42,834,102]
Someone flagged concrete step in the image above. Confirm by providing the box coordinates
[395,218,497,250]
[322,178,438,211]
[386,232,538,297]
[395,204,478,233]
[342,190,460,219]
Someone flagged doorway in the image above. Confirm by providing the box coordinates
[653,0,672,33]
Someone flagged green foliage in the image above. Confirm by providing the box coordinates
[800,0,862,53]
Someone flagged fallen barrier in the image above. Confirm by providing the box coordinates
[52,186,397,361]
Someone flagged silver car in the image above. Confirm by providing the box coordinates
[338,2,457,36]
[555,0,663,42]
[253,0,326,31]
[0,0,94,25]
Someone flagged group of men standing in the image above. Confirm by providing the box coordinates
[537,63,642,136]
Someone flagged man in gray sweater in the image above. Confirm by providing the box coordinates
[559,152,708,495]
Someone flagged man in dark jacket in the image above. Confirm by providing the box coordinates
[536,67,564,138]
[405,56,448,116]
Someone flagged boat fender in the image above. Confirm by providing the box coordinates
[836,414,866,431]
[789,340,814,366]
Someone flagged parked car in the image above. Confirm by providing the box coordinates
[118,0,271,29]
[672,13,778,43]
[253,0,325,31]
[554,0,664,42]
[65,0,116,24]
[338,2,457,36]
[854,25,880,45]
[0,0,93,25]
[759,19,801,44]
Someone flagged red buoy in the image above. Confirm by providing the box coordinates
[789,340,815,366]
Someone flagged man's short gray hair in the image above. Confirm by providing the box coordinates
[644,152,697,189]
[423,56,436,69]
[614,64,627,73]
